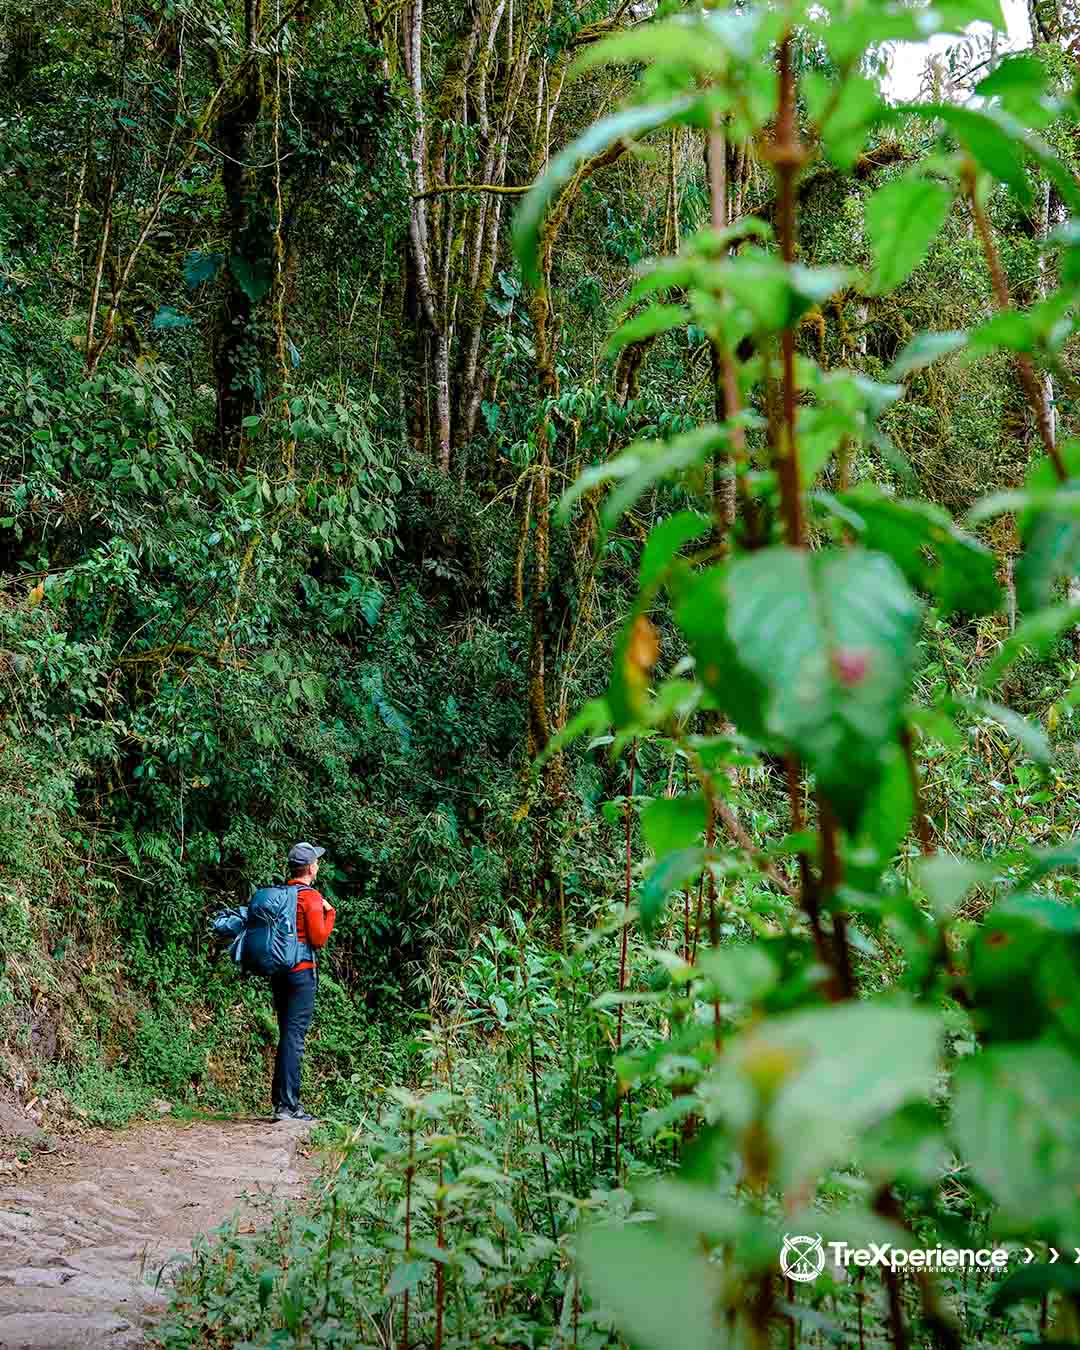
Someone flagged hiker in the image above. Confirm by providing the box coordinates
[269,842,336,1123]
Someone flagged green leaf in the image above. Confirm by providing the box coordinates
[856,1102,951,1189]
[977,602,1080,689]
[903,104,1028,204]
[675,564,770,745]
[901,104,1080,211]
[641,794,707,856]
[837,485,1001,616]
[965,294,1075,358]
[621,256,699,311]
[957,696,1050,769]
[714,257,853,332]
[639,511,711,590]
[534,697,611,767]
[805,72,881,170]
[1019,836,1080,888]
[1015,486,1080,612]
[258,1269,274,1310]
[817,8,923,64]
[865,177,953,295]
[735,1003,941,1190]
[152,305,193,330]
[514,99,695,288]
[706,548,921,828]
[697,945,778,1003]
[915,853,995,920]
[385,1260,430,1297]
[953,1042,1080,1232]
[184,250,225,288]
[570,17,734,80]
[638,848,707,936]
[933,0,1005,30]
[560,426,722,528]
[607,303,690,355]
[976,52,1048,98]
[990,1265,1080,1317]
[230,254,272,303]
[578,1216,720,1350]
[847,742,914,893]
[889,330,967,379]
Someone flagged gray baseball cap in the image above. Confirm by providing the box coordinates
[287,841,326,865]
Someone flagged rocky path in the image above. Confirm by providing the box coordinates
[0,1116,317,1350]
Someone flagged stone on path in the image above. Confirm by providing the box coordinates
[0,1116,316,1349]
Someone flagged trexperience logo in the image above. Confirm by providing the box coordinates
[780,1236,1010,1282]
[780,1235,827,1283]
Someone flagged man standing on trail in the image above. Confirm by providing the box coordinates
[271,842,335,1123]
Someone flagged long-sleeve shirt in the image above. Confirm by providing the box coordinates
[289,881,335,972]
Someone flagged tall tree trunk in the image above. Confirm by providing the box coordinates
[211,4,275,453]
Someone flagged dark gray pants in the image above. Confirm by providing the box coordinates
[270,967,316,1112]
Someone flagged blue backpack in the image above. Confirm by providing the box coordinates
[211,886,312,977]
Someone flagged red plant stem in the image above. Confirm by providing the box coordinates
[528,1025,559,1243]
[434,1160,445,1350]
[690,870,706,964]
[786,754,831,976]
[613,740,636,1180]
[901,726,934,856]
[772,34,806,549]
[401,1119,414,1350]
[819,795,853,999]
[704,803,722,1047]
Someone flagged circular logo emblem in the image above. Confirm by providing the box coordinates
[781,1234,826,1283]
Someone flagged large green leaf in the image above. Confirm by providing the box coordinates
[838,485,1000,616]
[559,426,722,526]
[933,0,1005,30]
[687,547,921,827]
[230,254,272,303]
[674,564,770,745]
[731,1003,941,1190]
[639,511,711,590]
[184,249,225,289]
[899,105,1080,212]
[713,257,853,333]
[805,72,881,170]
[977,603,1080,690]
[607,303,690,355]
[570,16,734,79]
[865,177,953,295]
[151,305,193,330]
[1015,484,1080,612]
[990,1265,1080,1317]
[1019,836,1080,887]
[904,104,1030,205]
[514,99,695,288]
[955,696,1050,769]
[889,330,967,379]
[579,1211,733,1350]
[639,848,708,936]
[952,1042,1080,1232]
[641,793,707,856]
[847,742,914,893]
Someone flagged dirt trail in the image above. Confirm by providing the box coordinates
[0,1116,318,1350]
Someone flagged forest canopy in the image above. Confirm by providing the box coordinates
[2,0,1080,1344]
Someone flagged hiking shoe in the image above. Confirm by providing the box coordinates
[273,1106,314,1122]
